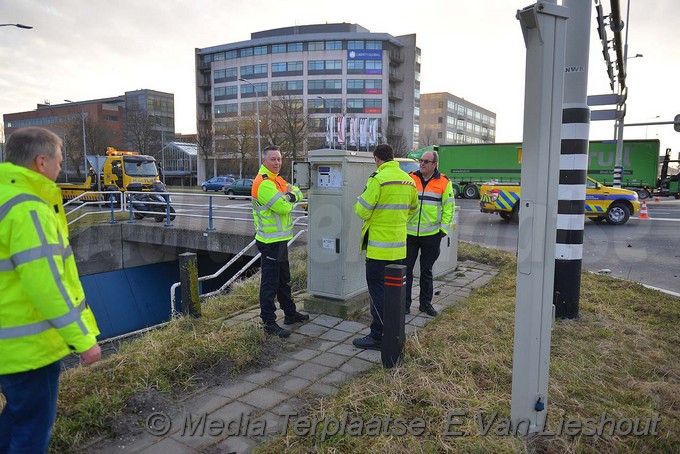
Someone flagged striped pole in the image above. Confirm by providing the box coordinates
[382,264,406,369]
[554,0,592,319]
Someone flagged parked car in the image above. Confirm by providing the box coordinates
[224,179,254,199]
[201,176,234,192]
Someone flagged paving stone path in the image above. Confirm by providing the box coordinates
[92,261,497,453]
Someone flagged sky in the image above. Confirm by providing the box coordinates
[2,0,679,157]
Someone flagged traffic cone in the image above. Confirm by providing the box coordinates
[639,199,650,219]
[654,196,661,202]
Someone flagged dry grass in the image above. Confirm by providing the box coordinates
[258,242,680,453]
[0,247,308,453]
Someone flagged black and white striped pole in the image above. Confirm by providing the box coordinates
[554,0,592,319]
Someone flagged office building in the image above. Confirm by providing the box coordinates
[3,90,175,175]
[419,92,496,147]
[195,23,420,180]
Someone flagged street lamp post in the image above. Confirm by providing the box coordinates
[239,78,262,165]
[64,100,88,178]
[317,96,333,149]
[0,23,33,29]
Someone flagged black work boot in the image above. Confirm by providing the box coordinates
[283,311,310,325]
[264,322,290,338]
[352,335,381,351]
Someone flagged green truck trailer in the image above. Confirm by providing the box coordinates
[408,139,668,199]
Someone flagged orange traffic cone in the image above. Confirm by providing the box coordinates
[639,199,650,219]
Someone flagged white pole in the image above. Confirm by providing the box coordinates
[511,0,568,434]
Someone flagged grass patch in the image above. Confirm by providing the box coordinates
[258,242,680,453]
[0,247,307,453]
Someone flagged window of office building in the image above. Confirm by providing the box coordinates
[271,44,286,53]
[213,52,225,61]
[438,132,443,139]
[272,61,303,76]
[215,85,238,100]
[240,82,267,97]
[326,40,342,50]
[348,79,382,94]
[364,99,382,112]
[447,131,455,141]
[308,41,324,51]
[447,100,456,111]
[438,117,443,124]
[287,42,303,52]
[308,60,342,75]
[366,40,382,50]
[214,67,237,83]
[348,40,364,49]
[456,104,465,116]
[447,116,455,126]
[272,80,303,94]
[225,50,237,59]
[438,101,444,109]
[254,45,267,55]
[240,64,267,78]
[365,60,382,73]
[215,103,238,117]
[308,79,341,94]
[240,47,253,57]
[475,111,481,121]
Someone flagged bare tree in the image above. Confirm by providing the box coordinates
[197,123,215,177]
[418,130,439,148]
[124,108,156,155]
[218,116,258,177]
[389,134,410,157]
[266,95,310,163]
[63,116,112,177]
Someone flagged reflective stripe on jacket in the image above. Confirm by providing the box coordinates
[354,160,417,260]
[251,164,303,244]
[0,163,99,375]
[407,169,455,237]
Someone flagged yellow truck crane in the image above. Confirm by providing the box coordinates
[479,177,640,225]
[58,147,161,202]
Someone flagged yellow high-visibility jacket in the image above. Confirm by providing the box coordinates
[0,163,99,375]
[251,164,303,244]
[354,160,417,261]
[407,169,455,237]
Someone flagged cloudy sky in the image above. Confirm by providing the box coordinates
[2,0,679,156]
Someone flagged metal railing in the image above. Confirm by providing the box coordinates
[62,189,308,316]
[64,190,308,231]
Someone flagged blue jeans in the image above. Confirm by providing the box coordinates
[366,258,403,340]
[0,360,62,454]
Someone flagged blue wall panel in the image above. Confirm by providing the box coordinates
[81,262,180,339]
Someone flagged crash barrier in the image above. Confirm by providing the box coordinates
[382,264,407,369]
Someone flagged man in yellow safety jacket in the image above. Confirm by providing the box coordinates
[251,145,308,338]
[405,149,455,317]
[353,144,417,350]
[0,127,101,453]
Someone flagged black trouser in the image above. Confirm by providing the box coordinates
[405,233,441,309]
[256,240,296,324]
[366,258,403,340]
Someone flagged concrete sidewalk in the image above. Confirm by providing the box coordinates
[92,260,498,453]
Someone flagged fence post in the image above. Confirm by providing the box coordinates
[382,264,406,368]
[179,252,201,317]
